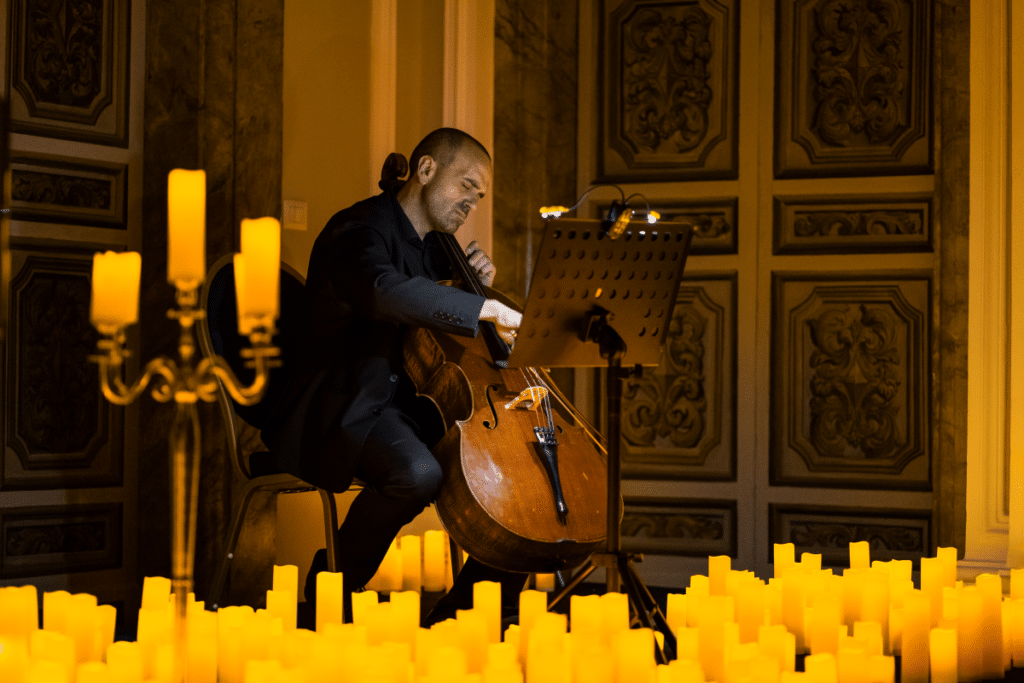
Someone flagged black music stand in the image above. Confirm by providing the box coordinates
[505,217,693,664]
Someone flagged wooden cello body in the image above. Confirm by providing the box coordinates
[404,240,607,573]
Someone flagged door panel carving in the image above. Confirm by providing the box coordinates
[771,274,930,488]
[775,0,932,177]
[600,0,738,181]
[774,195,931,255]
[622,496,737,557]
[623,273,735,480]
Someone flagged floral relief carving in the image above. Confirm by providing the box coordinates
[24,0,105,108]
[807,304,902,459]
[5,521,106,556]
[623,305,708,449]
[18,272,100,454]
[794,210,922,237]
[621,5,714,155]
[788,522,923,552]
[622,511,724,540]
[12,169,112,210]
[811,0,909,148]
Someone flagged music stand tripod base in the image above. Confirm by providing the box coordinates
[506,218,694,664]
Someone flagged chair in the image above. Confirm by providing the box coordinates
[198,253,347,610]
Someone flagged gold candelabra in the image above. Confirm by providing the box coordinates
[92,285,279,683]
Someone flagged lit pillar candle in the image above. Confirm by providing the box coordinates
[956,585,984,682]
[105,640,143,683]
[765,581,783,626]
[365,601,395,646]
[900,589,930,683]
[1003,599,1013,672]
[738,581,766,644]
[316,571,343,632]
[474,580,502,644]
[853,621,882,657]
[849,542,870,570]
[29,630,75,683]
[26,659,68,683]
[216,606,248,683]
[43,591,71,635]
[804,653,838,683]
[709,555,731,596]
[381,538,403,593]
[937,547,958,587]
[601,591,630,643]
[774,544,796,579]
[89,251,142,333]
[273,565,298,600]
[423,530,446,592]
[399,535,422,593]
[65,593,98,663]
[0,637,28,683]
[867,654,894,683]
[519,590,548,663]
[1,585,38,640]
[801,553,822,572]
[759,624,796,673]
[141,576,171,612]
[666,593,688,634]
[238,217,281,324]
[391,589,420,644]
[186,608,217,683]
[615,627,656,683]
[427,644,468,680]
[526,613,568,683]
[1011,598,1024,667]
[136,607,170,679]
[861,570,890,655]
[94,604,116,664]
[1012,568,1024,600]
[930,627,958,683]
[836,649,867,683]
[351,589,378,627]
[698,595,733,683]
[975,574,1004,679]
[265,589,295,632]
[167,169,206,289]
[457,609,490,673]
[571,594,603,639]
[940,586,959,629]
[919,557,944,627]
[808,596,841,655]
[781,567,808,653]
[675,626,699,662]
[686,575,710,628]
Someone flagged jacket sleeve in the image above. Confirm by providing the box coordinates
[327,223,485,337]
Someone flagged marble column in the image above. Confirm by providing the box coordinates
[141,0,283,608]
[934,0,969,555]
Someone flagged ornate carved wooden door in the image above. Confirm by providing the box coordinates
[0,0,143,617]
[578,0,944,587]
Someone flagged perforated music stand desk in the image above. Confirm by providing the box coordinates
[506,217,694,663]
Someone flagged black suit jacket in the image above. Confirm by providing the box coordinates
[261,191,486,492]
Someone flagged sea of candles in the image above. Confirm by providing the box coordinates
[4,539,1024,683]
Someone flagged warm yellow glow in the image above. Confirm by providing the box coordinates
[234,217,281,334]
[422,530,447,592]
[90,251,142,334]
[166,169,206,289]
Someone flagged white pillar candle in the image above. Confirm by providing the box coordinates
[956,585,984,682]
[474,580,502,644]
[316,571,343,632]
[930,627,958,683]
[849,542,870,570]
[709,555,731,596]
[400,534,422,593]
[238,217,281,325]
[936,547,958,587]
[167,169,206,289]
[900,589,930,683]
[774,544,796,579]
[975,573,1004,679]
[423,530,446,592]
[90,251,142,333]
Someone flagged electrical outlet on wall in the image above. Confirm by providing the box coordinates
[283,200,308,231]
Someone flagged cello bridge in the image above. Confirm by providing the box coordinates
[504,386,548,411]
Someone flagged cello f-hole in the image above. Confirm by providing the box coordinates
[482,384,500,429]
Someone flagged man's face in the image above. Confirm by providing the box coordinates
[422,148,492,235]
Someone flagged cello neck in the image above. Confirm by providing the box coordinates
[438,232,512,363]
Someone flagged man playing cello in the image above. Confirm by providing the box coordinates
[261,128,527,623]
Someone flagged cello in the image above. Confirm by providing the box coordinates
[403,230,609,574]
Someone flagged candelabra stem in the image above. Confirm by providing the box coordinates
[169,398,201,683]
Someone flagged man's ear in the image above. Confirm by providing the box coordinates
[417,155,437,184]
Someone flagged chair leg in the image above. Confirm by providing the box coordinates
[208,480,262,610]
[318,488,340,574]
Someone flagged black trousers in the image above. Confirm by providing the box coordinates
[304,403,527,622]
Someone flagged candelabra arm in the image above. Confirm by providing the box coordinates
[92,335,178,405]
[194,330,280,405]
